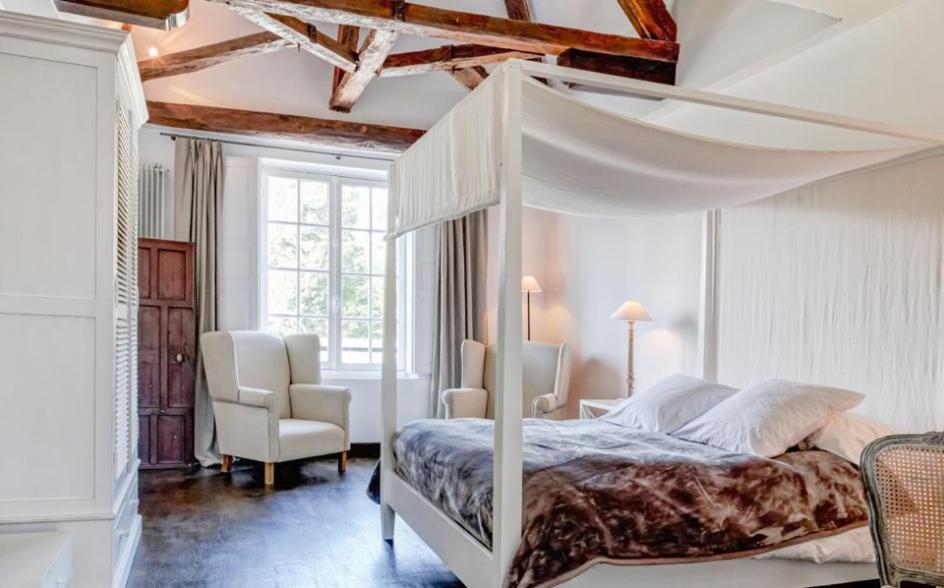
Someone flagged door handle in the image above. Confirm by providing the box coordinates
[175,353,184,363]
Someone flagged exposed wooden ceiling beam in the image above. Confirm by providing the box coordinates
[53,0,189,29]
[333,25,361,92]
[147,101,423,152]
[449,66,488,91]
[503,0,533,22]
[616,0,677,42]
[207,0,678,62]
[330,29,399,113]
[380,44,538,78]
[557,48,676,88]
[230,9,358,72]
[137,32,292,81]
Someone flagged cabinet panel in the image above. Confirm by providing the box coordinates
[157,249,188,301]
[156,415,190,465]
[138,306,161,409]
[167,307,196,409]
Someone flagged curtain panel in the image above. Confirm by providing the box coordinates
[173,137,224,467]
[429,211,488,418]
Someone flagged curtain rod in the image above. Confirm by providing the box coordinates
[158,131,397,163]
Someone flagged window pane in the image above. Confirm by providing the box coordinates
[267,269,297,314]
[371,188,388,231]
[341,275,369,318]
[342,230,369,273]
[370,321,383,365]
[300,180,329,224]
[341,320,370,364]
[299,317,329,362]
[341,184,370,229]
[299,271,328,316]
[267,316,297,337]
[267,176,297,222]
[370,232,386,274]
[267,223,298,268]
[300,226,329,270]
[371,276,384,319]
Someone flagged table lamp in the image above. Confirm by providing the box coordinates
[610,300,652,396]
[521,275,542,341]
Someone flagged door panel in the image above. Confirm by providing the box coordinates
[167,307,195,408]
[138,306,161,409]
[138,247,151,300]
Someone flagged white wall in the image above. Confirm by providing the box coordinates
[715,150,944,432]
[139,127,436,441]
[486,206,704,418]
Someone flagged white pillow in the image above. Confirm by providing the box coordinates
[673,379,864,457]
[800,412,897,465]
[601,374,737,434]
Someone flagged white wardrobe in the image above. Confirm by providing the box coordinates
[0,12,146,587]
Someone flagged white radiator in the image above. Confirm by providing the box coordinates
[138,165,168,239]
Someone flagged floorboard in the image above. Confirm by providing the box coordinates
[128,457,463,587]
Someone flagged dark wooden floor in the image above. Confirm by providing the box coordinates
[128,456,463,587]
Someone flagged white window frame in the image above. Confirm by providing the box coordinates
[259,162,412,375]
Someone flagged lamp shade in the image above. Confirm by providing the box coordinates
[521,275,543,293]
[610,300,652,322]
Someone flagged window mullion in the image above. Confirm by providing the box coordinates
[330,176,342,371]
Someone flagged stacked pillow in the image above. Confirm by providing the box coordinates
[603,375,889,461]
[602,374,737,434]
[673,379,864,458]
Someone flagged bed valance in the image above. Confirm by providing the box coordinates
[388,63,924,239]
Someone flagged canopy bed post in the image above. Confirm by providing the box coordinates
[698,209,720,382]
[380,204,400,541]
[492,61,525,585]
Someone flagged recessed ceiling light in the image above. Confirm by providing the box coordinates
[147,47,159,58]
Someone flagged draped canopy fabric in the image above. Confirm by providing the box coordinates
[388,66,920,239]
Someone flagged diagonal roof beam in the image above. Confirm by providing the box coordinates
[230,8,358,72]
[330,28,399,112]
[503,0,533,22]
[380,44,539,78]
[207,0,678,62]
[137,32,292,81]
[616,0,677,41]
[449,66,488,91]
[333,25,361,92]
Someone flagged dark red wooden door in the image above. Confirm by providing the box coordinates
[138,238,196,468]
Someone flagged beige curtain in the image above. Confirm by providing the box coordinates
[173,137,224,467]
[429,211,488,417]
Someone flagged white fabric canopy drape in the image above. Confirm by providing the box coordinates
[388,67,921,239]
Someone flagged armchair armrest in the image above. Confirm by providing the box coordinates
[441,387,488,419]
[289,384,352,448]
[531,393,559,418]
[238,386,279,409]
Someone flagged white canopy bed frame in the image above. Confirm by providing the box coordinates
[379,60,943,588]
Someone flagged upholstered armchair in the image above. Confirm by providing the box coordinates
[441,339,572,420]
[201,331,351,486]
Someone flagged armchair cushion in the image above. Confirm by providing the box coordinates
[284,334,323,385]
[289,384,352,448]
[278,419,345,462]
[442,387,488,419]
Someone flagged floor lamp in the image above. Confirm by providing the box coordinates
[610,300,652,396]
[521,275,542,341]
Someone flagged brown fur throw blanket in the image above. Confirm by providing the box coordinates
[367,418,867,587]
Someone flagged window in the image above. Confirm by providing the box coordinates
[261,166,408,372]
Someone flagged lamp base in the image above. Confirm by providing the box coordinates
[625,321,635,397]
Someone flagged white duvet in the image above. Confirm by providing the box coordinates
[755,526,875,563]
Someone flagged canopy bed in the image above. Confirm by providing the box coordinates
[378,60,942,587]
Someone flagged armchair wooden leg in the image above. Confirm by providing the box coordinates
[338,451,347,474]
[264,462,275,486]
[221,454,233,473]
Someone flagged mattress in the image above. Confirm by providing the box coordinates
[373,418,869,588]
